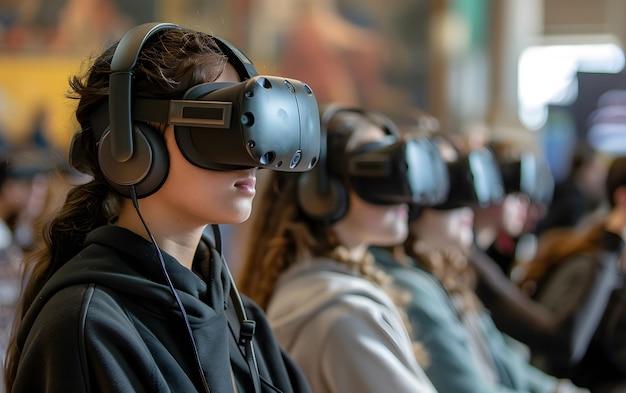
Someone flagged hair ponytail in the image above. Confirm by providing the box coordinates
[4,177,121,391]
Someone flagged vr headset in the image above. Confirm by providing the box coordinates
[343,135,450,206]
[499,152,555,205]
[70,22,320,198]
[110,76,319,172]
[434,147,504,210]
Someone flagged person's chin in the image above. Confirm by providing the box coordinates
[377,226,409,247]
[219,204,253,225]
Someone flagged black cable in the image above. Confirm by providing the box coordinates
[212,225,262,393]
[129,185,211,393]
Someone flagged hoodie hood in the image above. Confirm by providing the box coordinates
[266,257,397,349]
[17,225,230,350]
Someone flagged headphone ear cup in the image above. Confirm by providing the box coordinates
[297,167,348,224]
[98,122,169,198]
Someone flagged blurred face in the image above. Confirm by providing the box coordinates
[523,201,547,233]
[501,192,530,237]
[151,63,257,226]
[1,177,46,217]
[413,207,475,250]
[332,124,409,250]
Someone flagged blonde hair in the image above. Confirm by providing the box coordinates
[402,224,483,317]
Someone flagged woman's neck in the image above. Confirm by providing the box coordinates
[116,201,203,270]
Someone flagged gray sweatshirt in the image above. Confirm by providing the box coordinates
[265,257,437,393]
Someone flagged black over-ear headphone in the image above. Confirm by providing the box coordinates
[297,104,399,224]
[70,22,320,198]
[94,22,179,198]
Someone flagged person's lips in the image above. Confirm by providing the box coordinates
[234,177,256,195]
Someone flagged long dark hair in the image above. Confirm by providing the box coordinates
[4,28,227,391]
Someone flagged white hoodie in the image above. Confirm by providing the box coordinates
[266,257,438,393]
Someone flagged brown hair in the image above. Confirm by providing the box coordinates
[517,222,605,296]
[402,221,483,317]
[4,28,227,391]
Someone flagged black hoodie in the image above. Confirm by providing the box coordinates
[12,225,310,393]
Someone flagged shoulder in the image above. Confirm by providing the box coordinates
[238,294,313,393]
[275,260,397,311]
[271,264,407,335]
[387,264,441,292]
[386,265,451,311]
[26,284,131,345]
[542,253,602,287]
[14,284,136,392]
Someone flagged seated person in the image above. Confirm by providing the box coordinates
[372,142,588,393]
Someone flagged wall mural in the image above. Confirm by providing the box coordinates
[0,0,429,153]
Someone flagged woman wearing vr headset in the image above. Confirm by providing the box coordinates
[371,140,589,393]
[473,142,555,278]
[238,105,439,393]
[4,23,317,393]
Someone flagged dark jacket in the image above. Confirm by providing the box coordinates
[531,231,626,391]
[472,231,625,392]
[12,225,311,393]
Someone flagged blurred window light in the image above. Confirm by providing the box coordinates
[518,38,625,130]
[587,90,626,154]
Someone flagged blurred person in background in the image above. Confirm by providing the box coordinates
[535,143,609,236]
[0,147,51,388]
[515,155,626,393]
[372,142,589,393]
[479,141,555,278]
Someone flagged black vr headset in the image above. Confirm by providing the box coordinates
[70,22,320,198]
[348,135,449,206]
[499,152,555,205]
[434,147,504,210]
[297,105,449,224]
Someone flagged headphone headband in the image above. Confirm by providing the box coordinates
[211,36,258,79]
[109,23,182,163]
[108,23,261,165]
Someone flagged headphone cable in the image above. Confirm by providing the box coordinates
[129,185,211,393]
